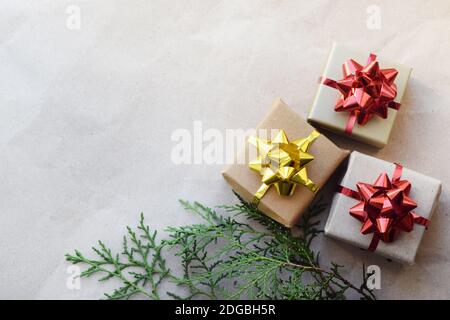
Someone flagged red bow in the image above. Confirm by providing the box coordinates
[320,54,400,134]
[338,164,429,251]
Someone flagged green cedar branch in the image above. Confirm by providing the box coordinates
[66,193,375,300]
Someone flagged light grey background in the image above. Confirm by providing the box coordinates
[1,0,449,299]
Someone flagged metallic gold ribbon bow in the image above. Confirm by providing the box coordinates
[320,54,400,134]
[248,129,320,205]
[338,164,429,251]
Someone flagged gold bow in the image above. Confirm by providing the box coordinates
[248,129,320,205]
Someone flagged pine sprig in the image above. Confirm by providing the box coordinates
[65,194,376,300]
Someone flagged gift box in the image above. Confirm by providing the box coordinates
[325,151,442,264]
[308,43,412,148]
[222,98,349,227]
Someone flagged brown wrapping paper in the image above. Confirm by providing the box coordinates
[222,98,349,227]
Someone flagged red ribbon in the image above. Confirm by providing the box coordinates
[320,54,400,134]
[338,164,429,252]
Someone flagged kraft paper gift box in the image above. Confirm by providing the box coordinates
[325,151,442,265]
[308,43,412,148]
[222,98,349,228]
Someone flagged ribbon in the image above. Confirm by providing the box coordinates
[320,54,400,134]
[338,164,429,251]
[248,129,320,205]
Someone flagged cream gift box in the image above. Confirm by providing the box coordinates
[308,43,412,148]
[325,151,442,265]
[222,98,349,228]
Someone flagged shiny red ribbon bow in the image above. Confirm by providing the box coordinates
[337,164,429,251]
[320,54,400,134]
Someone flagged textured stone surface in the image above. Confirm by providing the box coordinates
[1,0,449,299]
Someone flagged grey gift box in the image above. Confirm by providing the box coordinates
[325,151,442,265]
[308,43,412,148]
